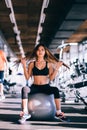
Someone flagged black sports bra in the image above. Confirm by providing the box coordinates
[32,61,49,76]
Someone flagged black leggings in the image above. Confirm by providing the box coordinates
[22,84,60,99]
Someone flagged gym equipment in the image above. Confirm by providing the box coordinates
[75,90,87,110]
[28,93,56,120]
[68,80,87,89]
[3,79,16,94]
[67,81,87,110]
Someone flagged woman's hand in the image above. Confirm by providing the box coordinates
[55,61,63,70]
[21,57,26,67]
[55,61,70,70]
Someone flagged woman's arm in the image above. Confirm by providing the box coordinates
[21,58,33,80]
[49,61,63,81]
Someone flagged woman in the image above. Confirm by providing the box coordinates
[18,43,70,123]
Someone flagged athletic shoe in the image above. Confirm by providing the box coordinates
[55,112,70,122]
[0,95,5,101]
[18,113,31,124]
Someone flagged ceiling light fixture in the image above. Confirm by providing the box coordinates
[13,25,18,34]
[45,0,49,8]
[16,35,20,42]
[36,0,50,45]
[5,0,25,57]
[5,0,11,8]
[9,13,15,23]
[41,13,46,23]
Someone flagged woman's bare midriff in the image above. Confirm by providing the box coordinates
[33,76,49,85]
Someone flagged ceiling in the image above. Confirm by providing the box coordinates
[0,0,87,58]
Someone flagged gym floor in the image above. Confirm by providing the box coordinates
[0,86,87,130]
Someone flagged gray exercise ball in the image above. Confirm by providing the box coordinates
[28,93,56,120]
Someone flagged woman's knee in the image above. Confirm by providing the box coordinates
[21,86,30,99]
[22,86,30,93]
[51,86,59,92]
[52,87,60,98]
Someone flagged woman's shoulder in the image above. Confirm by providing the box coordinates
[47,61,54,68]
[28,60,35,67]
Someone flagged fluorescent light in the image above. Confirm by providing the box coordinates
[5,0,25,57]
[5,0,11,8]
[17,30,20,35]
[16,35,20,41]
[36,0,50,44]
[13,25,18,34]
[41,13,46,23]
[38,26,42,33]
[44,0,50,8]
[9,13,15,23]
[17,41,21,46]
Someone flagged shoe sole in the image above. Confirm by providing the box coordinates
[55,116,70,122]
[0,98,5,101]
[18,115,31,124]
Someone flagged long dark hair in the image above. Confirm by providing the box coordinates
[28,43,58,63]
[14,43,69,69]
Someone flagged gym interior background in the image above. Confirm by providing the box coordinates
[0,0,87,129]
[0,0,87,101]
